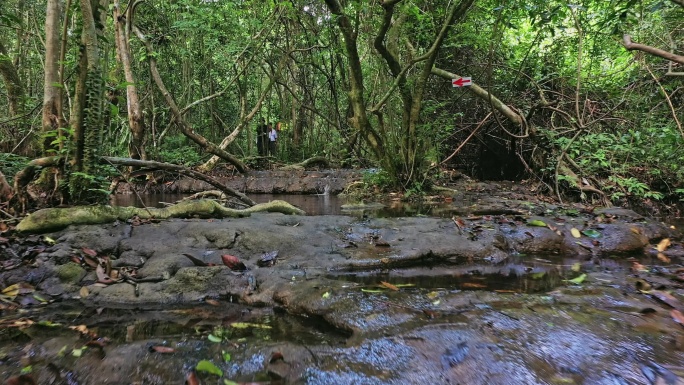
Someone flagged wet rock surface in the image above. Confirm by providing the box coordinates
[2,193,684,384]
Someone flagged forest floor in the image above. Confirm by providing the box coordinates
[1,173,684,384]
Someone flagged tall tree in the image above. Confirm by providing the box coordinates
[42,0,62,155]
[114,0,146,161]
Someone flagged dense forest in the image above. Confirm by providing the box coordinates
[0,0,683,209]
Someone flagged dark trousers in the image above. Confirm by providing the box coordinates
[268,141,276,156]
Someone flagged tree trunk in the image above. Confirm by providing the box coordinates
[42,0,62,156]
[114,0,146,161]
[79,0,105,173]
[0,41,25,118]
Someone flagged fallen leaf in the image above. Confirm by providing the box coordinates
[257,251,279,267]
[630,227,641,234]
[205,299,220,306]
[567,274,587,285]
[635,279,652,292]
[149,346,176,354]
[208,334,222,343]
[79,286,89,298]
[671,309,684,327]
[196,360,223,376]
[221,254,247,271]
[379,281,399,291]
[185,370,200,385]
[322,291,330,299]
[650,290,681,309]
[527,219,547,227]
[632,262,649,273]
[81,247,98,257]
[657,253,671,264]
[571,262,581,272]
[570,228,581,238]
[656,238,671,252]
[581,229,601,238]
[96,265,116,284]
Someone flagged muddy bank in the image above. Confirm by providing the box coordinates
[2,199,684,383]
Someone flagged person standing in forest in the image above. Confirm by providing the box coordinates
[256,118,267,156]
[268,121,278,157]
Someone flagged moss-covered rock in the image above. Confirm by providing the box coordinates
[55,262,87,284]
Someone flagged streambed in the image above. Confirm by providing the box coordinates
[2,194,684,384]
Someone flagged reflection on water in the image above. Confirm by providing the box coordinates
[110,193,451,217]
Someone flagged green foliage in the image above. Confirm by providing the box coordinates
[67,170,110,204]
[156,135,205,166]
[362,169,393,191]
[0,153,30,177]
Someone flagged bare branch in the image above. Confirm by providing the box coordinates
[623,34,684,65]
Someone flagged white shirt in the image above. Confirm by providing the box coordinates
[269,128,278,142]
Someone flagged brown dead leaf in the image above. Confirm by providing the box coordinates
[632,262,649,273]
[657,253,671,264]
[96,265,116,284]
[656,238,671,252]
[379,281,399,291]
[423,309,440,319]
[630,227,641,235]
[205,299,220,306]
[374,240,391,247]
[81,247,98,257]
[221,254,247,271]
[671,309,684,327]
[149,345,176,353]
[650,290,681,309]
[79,286,89,298]
[185,370,200,385]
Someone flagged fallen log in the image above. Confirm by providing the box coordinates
[16,199,305,233]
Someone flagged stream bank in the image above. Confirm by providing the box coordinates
[2,177,684,384]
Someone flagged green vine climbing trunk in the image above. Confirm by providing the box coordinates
[82,68,103,173]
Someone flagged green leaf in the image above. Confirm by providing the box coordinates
[208,334,222,343]
[196,360,223,376]
[222,350,231,362]
[72,347,87,357]
[571,262,581,272]
[224,380,239,385]
[20,366,32,374]
[530,272,546,280]
[581,229,601,238]
[567,273,587,285]
[322,291,330,299]
[527,219,547,227]
[230,322,271,329]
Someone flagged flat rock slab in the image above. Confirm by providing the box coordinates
[2,209,684,384]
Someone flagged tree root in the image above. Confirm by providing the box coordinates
[279,156,332,170]
[16,199,305,233]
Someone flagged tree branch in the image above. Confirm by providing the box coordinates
[431,67,524,127]
[622,34,684,65]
